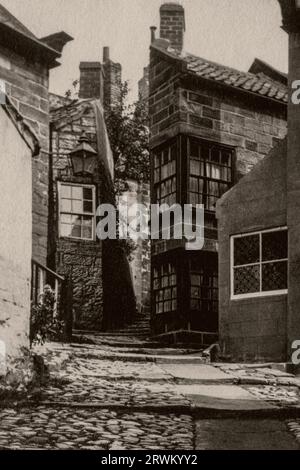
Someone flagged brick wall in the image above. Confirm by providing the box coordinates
[0,44,50,265]
[160,3,185,52]
[79,62,103,101]
[217,140,287,362]
[103,59,122,110]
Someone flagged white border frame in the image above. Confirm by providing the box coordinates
[57,181,96,242]
[230,226,288,300]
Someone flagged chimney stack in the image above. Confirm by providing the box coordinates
[159,2,185,52]
[78,47,122,110]
[79,62,104,101]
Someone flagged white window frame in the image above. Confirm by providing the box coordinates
[230,226,288,300]
[58,182,96,241]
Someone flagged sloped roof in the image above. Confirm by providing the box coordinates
[0,3,36,39]
[151,40,288,105]
[0,3,71,68]
[50,98,114,180]
[248,58,287,86]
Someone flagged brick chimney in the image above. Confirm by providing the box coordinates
[160,2,185,52]
[278,0,300,356]
[79,47,122,109]
[102,47,122,110]
[79,62,104,101]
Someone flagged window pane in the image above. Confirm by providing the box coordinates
[60,224,72,237]
[262,230,288,262]
[234,265,260,295]
[70,224,81,238]
[190,140,199,158]
[234,235,260,266]
[221,151,231,167]
[211,148,220,163]
[82,225,92,239]
[262,261,287,292]
[61,185,71,198]
[72,186,82,200]
[83,187,93,200]
[72,200,83,213]
[61,214,72,224]
[83,200,93,213]
[61,199,72,212]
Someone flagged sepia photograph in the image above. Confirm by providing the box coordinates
[0,0,299,458]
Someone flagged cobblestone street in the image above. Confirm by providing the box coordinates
[0,336,300,450]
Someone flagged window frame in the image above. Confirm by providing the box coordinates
[153,141,177,206]
[187,137,233,212]
[57,182,96,241]
[153,263,177,315]
[230,226,288,300]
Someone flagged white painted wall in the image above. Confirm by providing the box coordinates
[0,107,32,364]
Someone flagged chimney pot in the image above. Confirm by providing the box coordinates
[103,46,110,62]
[150,26,157,43]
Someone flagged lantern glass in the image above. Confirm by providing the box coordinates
[71,154,83,175]
[296,0,300,9]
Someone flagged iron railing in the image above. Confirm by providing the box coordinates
[31,259,73,341]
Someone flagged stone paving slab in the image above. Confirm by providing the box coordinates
[159,364,235,383]
[174,385,277,411]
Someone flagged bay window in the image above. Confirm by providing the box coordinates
[58,183,96,240]
[231,227,288,299]
[188,138,232,211]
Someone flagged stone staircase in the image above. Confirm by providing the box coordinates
[106,307,151,339]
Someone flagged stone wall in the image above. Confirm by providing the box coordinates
[216,140,287,362]
[0,44,50,265]
[149,54,287,179]
[56,239,102,330]
[50,104,103,329]
[0,107,32,363]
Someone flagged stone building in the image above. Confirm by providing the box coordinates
[0,4,72,265]
[48,49,137,330]
[216,0,300,362]
[148,2,287,342]
[0,4,71,363]
[0,98,39,364]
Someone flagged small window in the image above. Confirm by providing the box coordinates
[231,228,288,299]
[58,183,96,240]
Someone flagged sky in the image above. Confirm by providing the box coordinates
[1,0,288,102]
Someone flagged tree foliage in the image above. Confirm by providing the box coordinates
[104,81,150,191]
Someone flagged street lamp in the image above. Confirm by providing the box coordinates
[69,132,97,176]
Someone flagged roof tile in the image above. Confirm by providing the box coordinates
[152,44,288,104]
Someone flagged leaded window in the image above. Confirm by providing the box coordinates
[153,263,177,314]
[188,138,232,211]
[153,143,177,206]
[231,228,288,298]
[58,183,96,240]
